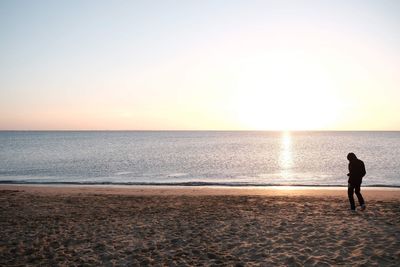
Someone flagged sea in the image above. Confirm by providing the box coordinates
[0,131,399,187]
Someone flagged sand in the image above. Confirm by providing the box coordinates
[1,185,400,266]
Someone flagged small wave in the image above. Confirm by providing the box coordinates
[0,180,399,188]
[115,172,133,176]
[167,173,188,177]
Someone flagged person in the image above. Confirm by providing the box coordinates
[347,153,366,211]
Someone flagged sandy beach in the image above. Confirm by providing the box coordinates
[1,185,400,266]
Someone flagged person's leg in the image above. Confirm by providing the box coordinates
[348,183,356,210]
[354,184,365,208]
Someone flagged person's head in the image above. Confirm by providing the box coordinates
[347,152,357,161]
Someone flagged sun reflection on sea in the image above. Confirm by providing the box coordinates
[279,131,293,179]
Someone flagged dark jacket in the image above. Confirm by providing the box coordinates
[348,159,366,185]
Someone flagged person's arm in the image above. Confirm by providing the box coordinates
[361,161,366,178]
[348,163,353,177]
[347,163,352,183]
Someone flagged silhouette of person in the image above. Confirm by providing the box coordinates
[347,153,366,211]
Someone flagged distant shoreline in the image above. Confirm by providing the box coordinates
[1,130,400,132]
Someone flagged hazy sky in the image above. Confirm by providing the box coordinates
[1,0,399,130]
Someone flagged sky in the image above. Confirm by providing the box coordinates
[1,0,399,130]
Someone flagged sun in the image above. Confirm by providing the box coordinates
[234,53,340,130]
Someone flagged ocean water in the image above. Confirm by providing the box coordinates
[0,131,399,187]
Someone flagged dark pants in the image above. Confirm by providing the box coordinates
[348,183,365,210]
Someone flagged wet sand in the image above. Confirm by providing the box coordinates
[1,185,400,266]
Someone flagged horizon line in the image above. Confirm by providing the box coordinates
[1,129,400,132]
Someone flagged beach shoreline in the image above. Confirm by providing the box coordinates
[1,184,400,199]
[1,185,400,266]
